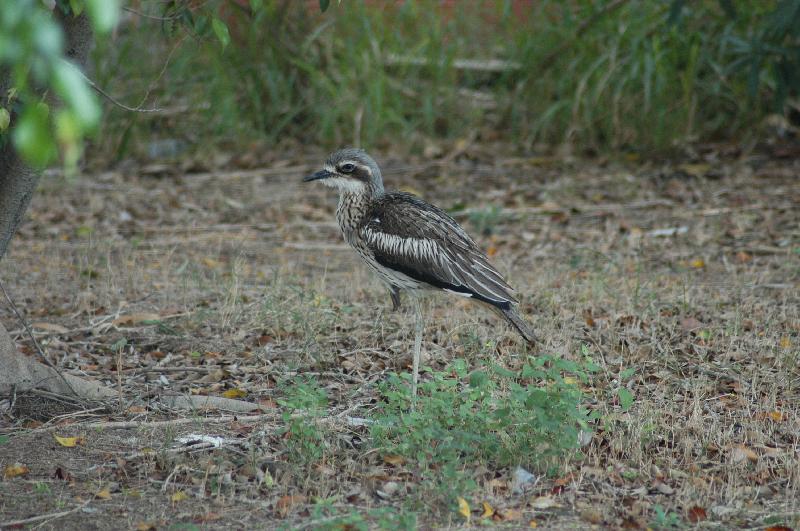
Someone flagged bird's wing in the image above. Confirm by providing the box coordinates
[361,192,517,308]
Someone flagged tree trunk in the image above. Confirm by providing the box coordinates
[0,12,106,403]
[0,11,93,258]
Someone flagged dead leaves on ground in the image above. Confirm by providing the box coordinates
[112,313,162,327]
[54,434,84,447]
[275,494,307,518]
[3,463,30,479]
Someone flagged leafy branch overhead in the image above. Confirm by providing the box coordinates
[1,0,338,169]
[0,0,120,168]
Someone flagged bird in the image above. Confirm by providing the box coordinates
[304,148,535,397]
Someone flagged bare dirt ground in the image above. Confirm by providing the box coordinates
[0,148,798,529]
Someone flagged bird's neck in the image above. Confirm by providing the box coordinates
[336,190,372,241]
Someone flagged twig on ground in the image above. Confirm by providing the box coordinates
[0,500,91,527]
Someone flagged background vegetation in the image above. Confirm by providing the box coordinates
[90,0,800,162]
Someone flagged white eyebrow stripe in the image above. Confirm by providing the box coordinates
[338,161,372,175]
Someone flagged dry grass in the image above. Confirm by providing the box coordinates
[0,148,798,529]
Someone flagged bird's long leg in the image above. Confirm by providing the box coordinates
[411,296,423,400]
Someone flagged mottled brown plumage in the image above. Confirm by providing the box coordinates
[304,149,536,395]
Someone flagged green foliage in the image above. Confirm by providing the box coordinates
[0,0,119,168]
[466,205,505,237]
[277,376,329,464]
[93,0,800,160]
[371,355,592,470]
[650,504,684,529]
[302,503,417,531]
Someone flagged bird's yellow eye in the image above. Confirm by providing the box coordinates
[339,163,356,174]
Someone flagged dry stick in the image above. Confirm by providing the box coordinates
[82,72,164,113]
[0,500,91,528]
[0,278,79,398]
[23,407,373,433]
[134,34,188,110]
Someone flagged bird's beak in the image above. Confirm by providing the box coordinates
[303,169,333,182]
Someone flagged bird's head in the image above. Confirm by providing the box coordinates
[303,148,384,197]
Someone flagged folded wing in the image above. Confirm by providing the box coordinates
[361,192,517,310]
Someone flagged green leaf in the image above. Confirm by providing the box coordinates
[0,435,9,445]
[0,108,10,133]
[249,0,263,11]
[69,0,85,16]
[211,17,231,49]
[51,60,100,129]
[13,102,56,167]
[111,338,127,351]
[319,0,330,12]
[617,388,634,411]
[85,0,120,34]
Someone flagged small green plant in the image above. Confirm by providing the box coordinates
[370,354,594,504]
[277,376,329,464]
[650,505,683,529]
[289,504,417,531]
[467,205,505,237]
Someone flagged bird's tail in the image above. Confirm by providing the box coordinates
[500,306,537,345]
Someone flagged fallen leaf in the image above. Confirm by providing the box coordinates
[529,519,538,528]
[31,322,69,333]
[222,388,247,399]
[764,526,793,531]
[687,505,707,523]
[256,334,273,346]
[113,313,160,327]
[680,317,703,332]
[729,444,758,464]
[494,508,522,522]
[530,495,560,509]
[275,494,306,517]
[690,258,706,269]
[3,464,29,479]
[53,466,72,481]
[382,454,405,466]
[487,246,498,257]
[95,488,112,500]
[481,501,495,518]
[457,497,471,521]
[136,523,157,531]
[678,163,710,177]
[779,336,791,349]
[580,508,603,524]
[735,251,752,263]
[54,434,83,447]
[202,257,221,268]
[761,446,784,458]
[171,490,188,502]
[654,481,674,495]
